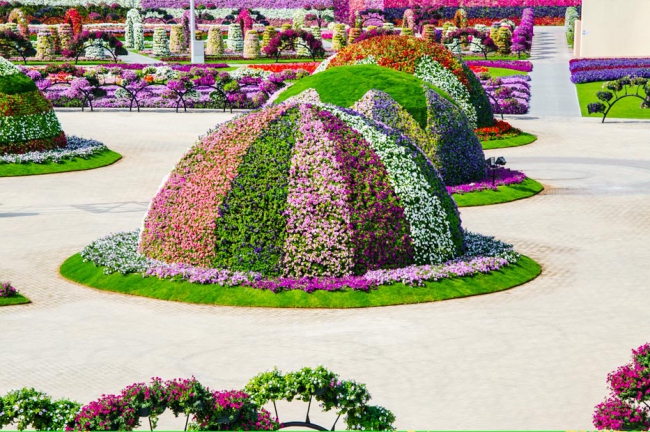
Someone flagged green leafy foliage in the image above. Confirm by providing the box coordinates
[212,111,297,275]
[0,73,37,95]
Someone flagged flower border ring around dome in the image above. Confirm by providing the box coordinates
[0,57,121,176]
[61,102,541,308]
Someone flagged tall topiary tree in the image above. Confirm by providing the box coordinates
[152,27,170,57]
[243,29,260,59]
[35,28,55,60]
[133,22,144,51]
[227,22,243,52]
[169,25,186,54]
[205,26,224,55]
[57,24,73,52]
[261,25,276,48]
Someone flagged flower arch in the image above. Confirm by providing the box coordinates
[64,8,83,37]
[7,8,28,37]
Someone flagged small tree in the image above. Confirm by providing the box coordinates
[588,76,650,123]
[0,29,36,64]
[263,29,324,62]
[303,3,333,28]
[63,31,127,64]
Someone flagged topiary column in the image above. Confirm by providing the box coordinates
[261,25,277,48]
[495,25,512,55]
[169,24,187,54]
[347,27,361,45]
[310,25,321,41]
[401,27,413,36]
[331,23,346,51]
[124,8,141,49]
[243,29,260,59]
[152,27,170,57]
[382,22,394,31]
[133,22,144,51]
[35,29,55,60]
[206,26,224,55]
[227,23,243,52]
[422,24,436,42]
[47,25,61,54]
[57,24,73,52]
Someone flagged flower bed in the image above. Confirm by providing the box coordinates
[474,119,521,140]
[569,58,650,84]
[23,63,302,110]
[480,74,531,114]
[81,229,520,291]
[447,168,525,194]
[249,62,320,74]
[466,59,533,72]
[0,282,29,306]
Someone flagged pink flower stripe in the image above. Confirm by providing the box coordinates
[139,106,288,266]
[281,105,355,277]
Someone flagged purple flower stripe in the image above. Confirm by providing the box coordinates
[571,68,650,84]
[570,58,650,72]
[447,168,526,195]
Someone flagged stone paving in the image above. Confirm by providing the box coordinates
[2,32,650,430]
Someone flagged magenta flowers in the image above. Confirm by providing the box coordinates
[593,343,650,430]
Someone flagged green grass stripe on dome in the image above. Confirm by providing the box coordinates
[275,65,452,130]
[0,89,56,117]
[0,72,38,95]
[0,149,122,177]
[0,110,63,145]
[0,293,30,307]
[481,132,537,150]
[453,178,544,207]
[60,253,541,309]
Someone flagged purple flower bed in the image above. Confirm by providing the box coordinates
[101,63,230,71]
[447,168,526,195]
[0,282,17,298]
[466,59,533,72]
[570,58,650,72]
[480,75,531,114]
[571,67,650,83]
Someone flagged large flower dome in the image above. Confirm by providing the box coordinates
[139,103,465,278]
[0,56,66,155]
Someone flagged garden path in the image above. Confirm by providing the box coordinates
[528,26,581,118]
[122,50,162,64]
[1,109,650,429]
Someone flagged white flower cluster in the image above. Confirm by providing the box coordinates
[158,7,333,20]
[226,23,243,52]
[152,27,171,56]
[80,229,154,275]
[229,66,270,80]
[0,136,107,164]
[312,53,335,74]
[326,105,457,265]
[0,56,21,76]
[463,231,520,263]
[0,111,63,144]
[414,55,478,128]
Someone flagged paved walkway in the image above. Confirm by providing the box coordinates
[1,30,650,429]
[122,50,162,64]
[528,26,582,118]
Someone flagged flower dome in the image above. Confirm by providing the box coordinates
[323,35,494,128]
[139,103,465,278]
[0,56,66,155]
[275,65,486,186]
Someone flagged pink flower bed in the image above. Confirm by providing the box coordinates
[447,168,527,195]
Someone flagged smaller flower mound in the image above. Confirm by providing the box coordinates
[0,281,17,297]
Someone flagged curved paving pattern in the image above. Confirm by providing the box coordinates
[2,36,650,429]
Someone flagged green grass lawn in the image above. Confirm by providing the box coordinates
[275,64,454,129]
[0,293,30,307]
[481,132,537,150]
[486,67,528,77]
[462,54,531,61]
[60,253,541,309]
[453,177,544,207]
[576,81,650,120]
[0,150,122,177]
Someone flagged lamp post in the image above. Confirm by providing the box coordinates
[189,0,204,63]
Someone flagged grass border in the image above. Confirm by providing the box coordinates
[60,253,541,309]
[0,293,31,307]
[453,177,544,207]
[0,150,122,177]
[481,132,537,150]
